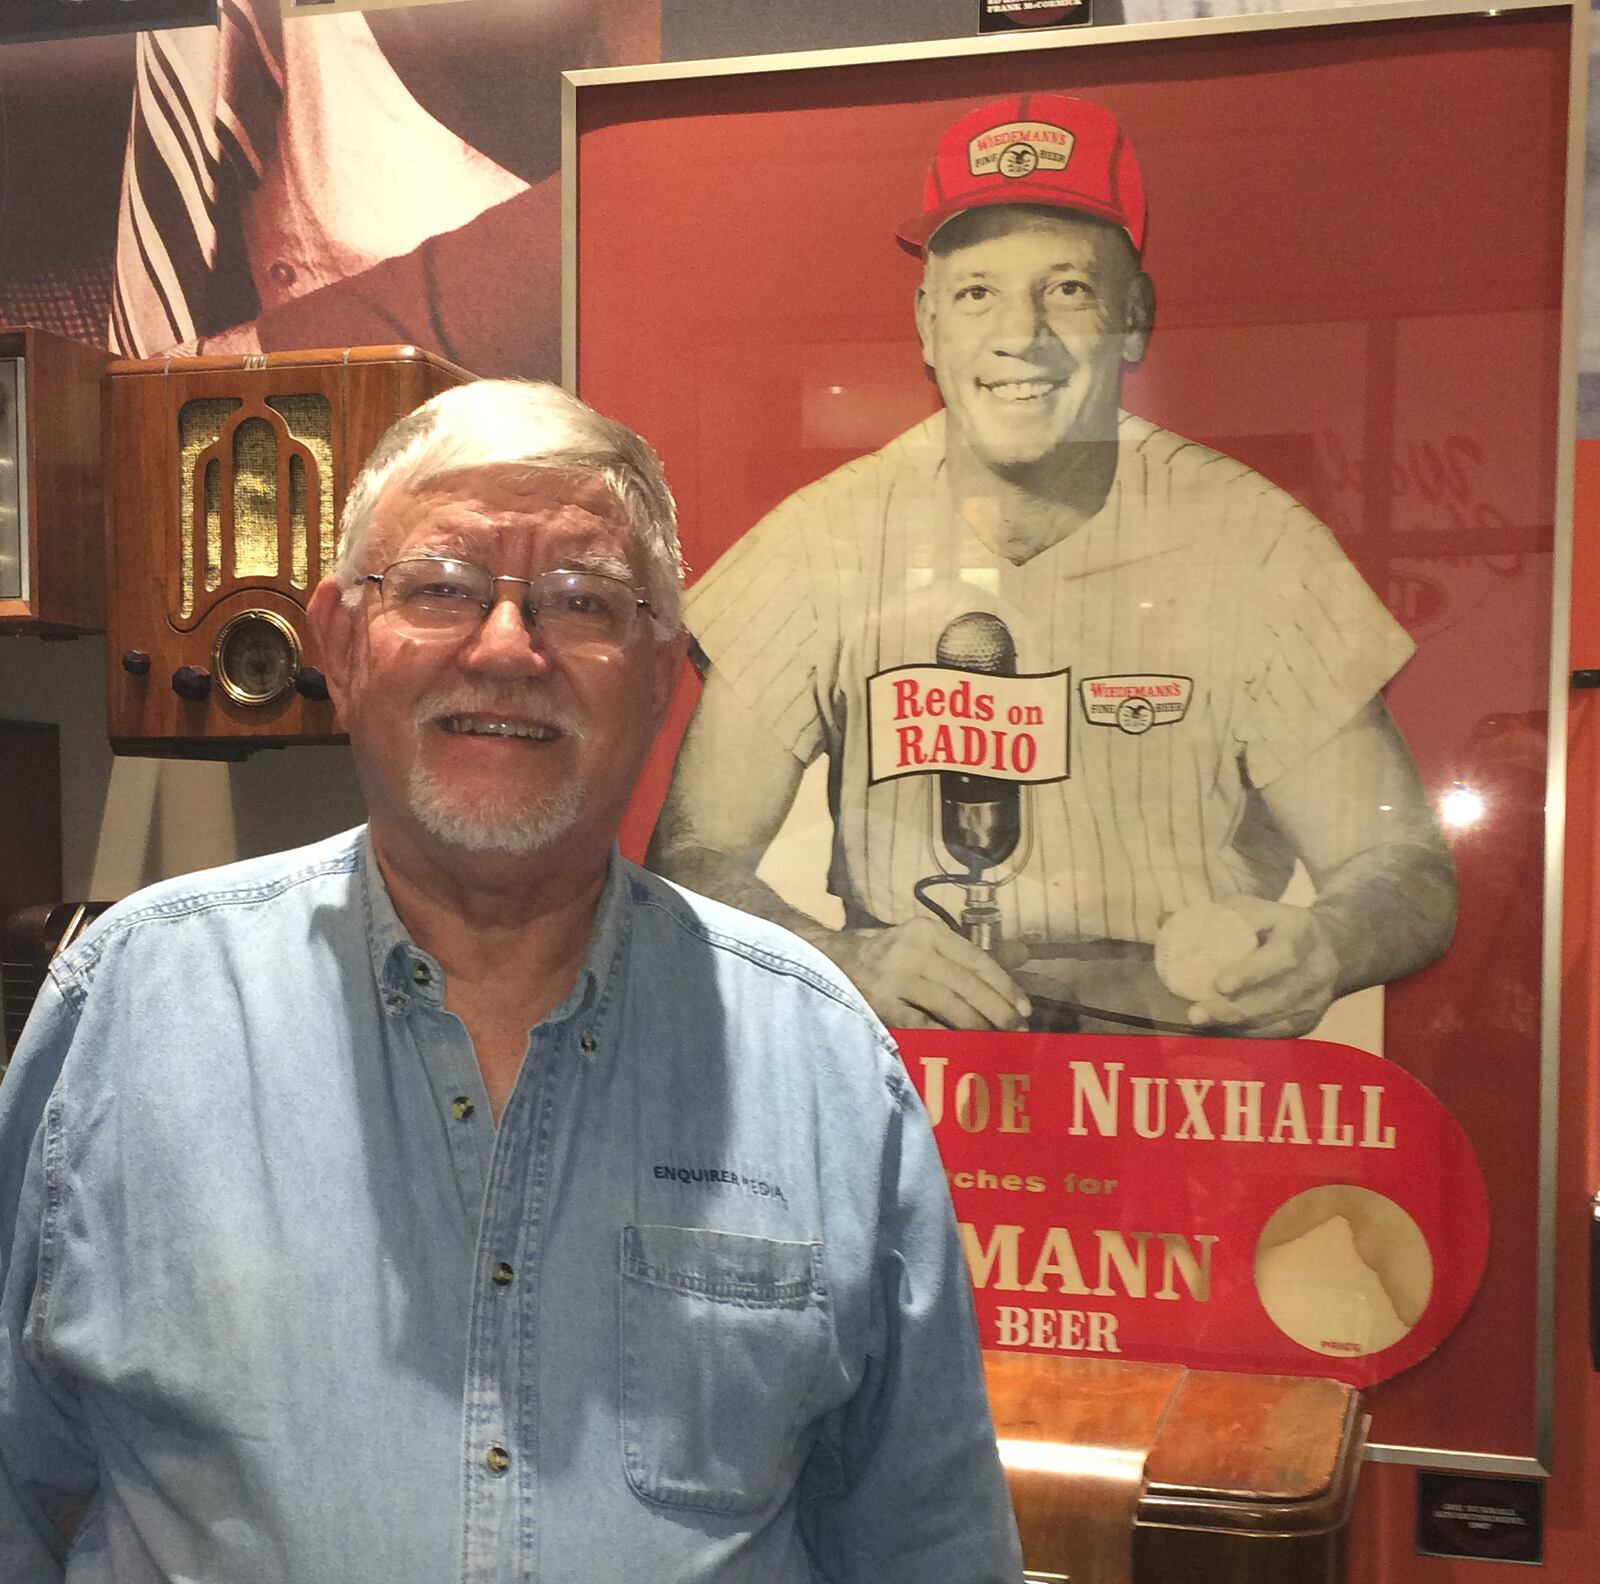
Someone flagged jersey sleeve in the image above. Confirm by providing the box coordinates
[684,491,828,766]
[1239,503,1417,788]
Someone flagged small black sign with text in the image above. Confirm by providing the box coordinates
[1417,1471,1544,1565]
[978,0,1091,33]
[0,0,215,45]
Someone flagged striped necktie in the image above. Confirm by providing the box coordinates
[109,0,285,355]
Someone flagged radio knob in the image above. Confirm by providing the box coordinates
[121,650,151,676]
[171,666,211,701]
[295,667,330,702]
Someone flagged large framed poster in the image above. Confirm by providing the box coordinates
[565,0,1583,1471]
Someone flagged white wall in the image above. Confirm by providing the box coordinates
[0,633,364,900]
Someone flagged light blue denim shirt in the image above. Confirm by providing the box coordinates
[0,828,1021,1583]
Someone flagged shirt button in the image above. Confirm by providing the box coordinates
[451,1096,475,1120]
[486,1444,511,1474]
[579,1032,598,1053]
[411,962,432,985]
[268,260,297,287]
[492,1261,515,1286]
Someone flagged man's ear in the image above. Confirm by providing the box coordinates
[914,283,937,369]
[1120,271,1156,367]
[647,626,691,733]
[307,576,357,717]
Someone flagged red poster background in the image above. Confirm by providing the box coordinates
[573,7,1571,1460]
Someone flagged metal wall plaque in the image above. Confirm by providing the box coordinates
[978,0,1091,32]
[282,0,469,14]
[1417,1471,1545,1564]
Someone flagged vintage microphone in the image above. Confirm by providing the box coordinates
[914,611,1026,951]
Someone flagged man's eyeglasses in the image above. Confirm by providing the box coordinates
[358,557,652,646]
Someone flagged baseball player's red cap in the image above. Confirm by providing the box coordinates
[897,92,1146,257]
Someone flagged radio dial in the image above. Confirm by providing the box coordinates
[212,609,301,707]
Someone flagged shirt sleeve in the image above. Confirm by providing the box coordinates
[0,977,97,1583]
[1239,505,1416,788]
[683,492,828,766]
[242,181,560,381]
[798,1072,1023,1583]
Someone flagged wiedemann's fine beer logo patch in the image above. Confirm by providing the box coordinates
[1080,675,1193,736]
[968,122,1075,180]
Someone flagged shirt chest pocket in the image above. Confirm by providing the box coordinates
[619,1224,833,1516]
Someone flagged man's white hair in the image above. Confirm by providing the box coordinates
[335,379,686,629]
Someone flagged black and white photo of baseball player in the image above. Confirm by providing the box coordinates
[647,92,1458,1038]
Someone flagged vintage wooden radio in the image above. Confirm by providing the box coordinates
[984,1353,1367,1583]
[104,346,473,756]
[0,327,109,633]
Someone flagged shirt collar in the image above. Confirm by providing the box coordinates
[359,827,631,1031]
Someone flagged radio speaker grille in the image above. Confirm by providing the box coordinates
[175,391,332,620]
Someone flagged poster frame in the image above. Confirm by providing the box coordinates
[562,0,1588,1474]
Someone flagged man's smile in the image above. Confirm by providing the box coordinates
[977,375,1065,403]
[438,715,565,742]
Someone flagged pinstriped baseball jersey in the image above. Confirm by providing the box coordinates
[684,411,1414,949]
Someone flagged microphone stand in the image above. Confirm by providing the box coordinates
[958,878,1002,951]
[912,865,1002,950]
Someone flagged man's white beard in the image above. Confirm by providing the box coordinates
[406,764,584,855]
[405,681,586,855]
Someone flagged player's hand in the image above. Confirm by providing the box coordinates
[825,918,1032,1031]
[1185,897,1341,1038]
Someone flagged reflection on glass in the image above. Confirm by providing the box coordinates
[1440,785,1487,830]
[0,360,21,603]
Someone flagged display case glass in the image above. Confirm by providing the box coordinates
[0,359,25,604]
[565,0,1584,1471]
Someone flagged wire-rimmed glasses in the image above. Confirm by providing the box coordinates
[358,557,652,647]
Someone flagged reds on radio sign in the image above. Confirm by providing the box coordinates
[864,664,1072,785]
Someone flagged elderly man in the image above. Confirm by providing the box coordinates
[0,382,1021,1582]
[649,92,1456,1039]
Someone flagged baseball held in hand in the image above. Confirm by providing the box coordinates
[1154,903,1261,1002]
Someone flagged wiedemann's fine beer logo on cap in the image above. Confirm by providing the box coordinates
[897,92,1147,256]
[970,121,1075,181]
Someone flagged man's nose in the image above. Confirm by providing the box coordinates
[990,290,1052,352]
[462,594,552,670]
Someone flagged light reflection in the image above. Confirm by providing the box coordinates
[1440,785,1486,830]
[996,1437,1147,1480]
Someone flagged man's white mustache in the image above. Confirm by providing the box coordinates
[415,684,586,740]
